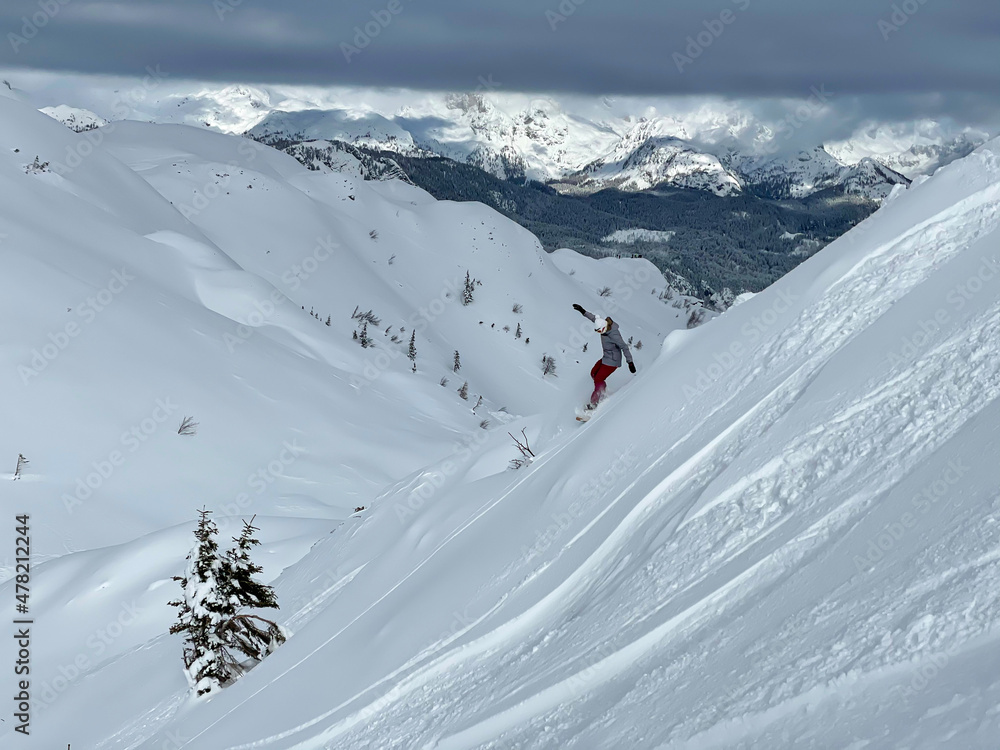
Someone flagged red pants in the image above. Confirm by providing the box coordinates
[590,360,617,406]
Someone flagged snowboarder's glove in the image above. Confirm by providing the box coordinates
[628,361,636,374]
[572,303,586,315]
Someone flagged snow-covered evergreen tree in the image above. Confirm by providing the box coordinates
[170,511,286,696]
[462,271,476,305]
[458,381,469,400]
[453,350,461,372]
[408,330,417,371]
[515,323,522,339]
[220,517,286,665]
[169,508,232,696]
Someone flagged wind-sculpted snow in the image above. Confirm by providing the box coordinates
[160,140,1000,750]
[4,81,1000,748]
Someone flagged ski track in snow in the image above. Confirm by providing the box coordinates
[243,173,1000,749]
[9,93,1000,750]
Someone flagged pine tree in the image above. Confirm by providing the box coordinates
[325,316,331,326]
[453,350,461,372]
[360,321,371,348]
[458,381,469,400]
[542,355,557,376]
[408,330,417,370]
[220,517,286,664]
[462,271,475,305]
[169,509,232,696]
[515,323,522,339]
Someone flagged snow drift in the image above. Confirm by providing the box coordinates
[2,84,1000,749]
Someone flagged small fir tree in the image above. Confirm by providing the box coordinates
[169,509,232,696]
[408,331,417,369]
[220,517,286,665]
[458,381,469,400]
[453,350,461,373]
[462,271,476,305]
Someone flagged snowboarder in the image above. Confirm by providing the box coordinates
[572,303,636,411]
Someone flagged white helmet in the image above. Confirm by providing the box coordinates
[594,317,609,333]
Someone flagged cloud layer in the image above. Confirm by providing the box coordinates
[2,0,998,98]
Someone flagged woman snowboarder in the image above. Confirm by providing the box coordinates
[572,303,636,410]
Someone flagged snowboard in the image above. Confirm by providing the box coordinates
[575,405,598,422]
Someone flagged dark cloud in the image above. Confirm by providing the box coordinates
[1,0,997,98]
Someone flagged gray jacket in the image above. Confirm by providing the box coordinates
[585,311,633,367]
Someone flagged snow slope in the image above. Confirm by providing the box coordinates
[123,139,1000,749]
[4,82,1000,749]
[0,94,690,745]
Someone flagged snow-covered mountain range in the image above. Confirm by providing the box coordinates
[31,81,987,203]
[244,93,920,201]
[5,75,1000,748]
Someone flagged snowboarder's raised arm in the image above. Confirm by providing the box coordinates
[572,303,595,322]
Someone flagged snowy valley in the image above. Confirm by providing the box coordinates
[2,74,1000,750]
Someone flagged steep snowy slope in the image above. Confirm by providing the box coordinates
[0,94,692,747]
[6,75,1000,747]
[0,91,684,552]
[75,138,997,750]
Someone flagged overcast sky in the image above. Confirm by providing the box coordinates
[1,0,998,129]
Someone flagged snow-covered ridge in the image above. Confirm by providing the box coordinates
[40,104,107,132]
[19,76,986,199]
[5,79,1000,749]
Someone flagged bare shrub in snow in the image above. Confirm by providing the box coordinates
[13,453,29,480]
